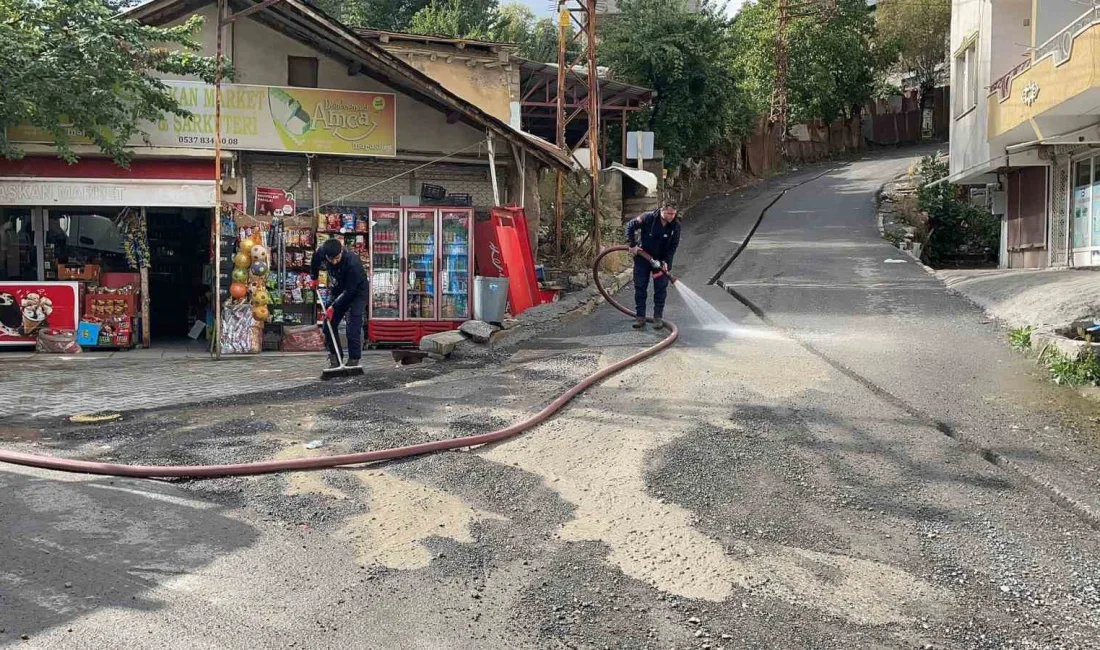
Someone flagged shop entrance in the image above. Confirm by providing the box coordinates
[0,208,36,281]
[146,208,213,340]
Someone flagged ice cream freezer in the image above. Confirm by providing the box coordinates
[0,281,80,346]
[367,207,473,346]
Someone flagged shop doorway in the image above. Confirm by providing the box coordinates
[0,208,36,281]
[146,208,213,340]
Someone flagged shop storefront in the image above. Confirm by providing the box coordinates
[1070,152,1100,267]
[3,0,572,354]
[230,153,500,349]
[0,158,215,348]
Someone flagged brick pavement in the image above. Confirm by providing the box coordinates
[0,352,391,419]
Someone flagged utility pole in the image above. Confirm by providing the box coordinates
[585,0,601,254]
[769,0,836,159]
[768,0,790,144]
[213,0,226,359]
[554,7,568,262]
[553,0,602,260]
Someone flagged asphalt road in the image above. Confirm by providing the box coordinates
[4,149,1100,649]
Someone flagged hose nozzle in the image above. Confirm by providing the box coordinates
[635,248,677,284]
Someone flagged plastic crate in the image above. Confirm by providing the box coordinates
[420,183,446,200]
[77,322,101,346]
[262,327,282,351]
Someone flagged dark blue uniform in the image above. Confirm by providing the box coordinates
[625,209,681,320]
[311,248,368,361]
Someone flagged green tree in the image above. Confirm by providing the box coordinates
[0,0,221,166]
[733,0,897,124]
[311,0,433,30]
[492,2,536,43]
[519,17,579,62]
[876,0,950,109]
[916,154,999,265]
[490,2,581,62]
[407,0,499,39]
[600,0,755,166]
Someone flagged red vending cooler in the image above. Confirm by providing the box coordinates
[367,207,473,346]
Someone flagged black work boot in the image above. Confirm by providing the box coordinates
[632,318,646,329]
[653,317,665,330]
[327,353,341,368]
[347,358,361,367]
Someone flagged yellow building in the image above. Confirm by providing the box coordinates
[355,30,522,129]
[949,0,1100,268]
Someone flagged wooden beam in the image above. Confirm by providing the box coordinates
[274,0,572,169]
[487,133,500,206]
[522,77,550,102]
[621,109,628,163]
[224,0,283,24]
[522,101,644,112]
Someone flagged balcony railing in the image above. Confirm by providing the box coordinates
[1035,7,1100,67]
[989,58,1032,101]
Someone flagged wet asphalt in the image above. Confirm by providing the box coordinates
[3,148,1100,649]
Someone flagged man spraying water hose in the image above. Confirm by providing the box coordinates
[626,203,681,330]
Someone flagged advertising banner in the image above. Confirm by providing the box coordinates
[0,282,80,346]
[254,187,297,217]
[6,82,397,158]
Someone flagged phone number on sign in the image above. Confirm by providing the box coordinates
[177,136,239,146]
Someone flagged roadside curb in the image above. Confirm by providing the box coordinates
[875,180,938,276]
[454,266,635,357]
[978,443,1100,530]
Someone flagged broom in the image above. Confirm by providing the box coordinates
[317,289,365,380]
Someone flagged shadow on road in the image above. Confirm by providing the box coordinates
[0,469,257,643]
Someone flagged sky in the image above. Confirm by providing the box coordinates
[515,1,747,18]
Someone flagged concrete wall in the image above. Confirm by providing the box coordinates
[376,41,519,125]
[990,0,1032,82]
[1034,0,1088,47]
[949,0,992,180]
[165,6,486,156]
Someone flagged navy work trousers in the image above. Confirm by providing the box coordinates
[324,292,367,361]
[633,256,669,319]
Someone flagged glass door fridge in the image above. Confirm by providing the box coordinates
[403,208,436,320]
[368,208,401,320]
[438,209,473,321]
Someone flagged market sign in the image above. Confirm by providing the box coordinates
[0,178,215,207]
[6,81,397,158]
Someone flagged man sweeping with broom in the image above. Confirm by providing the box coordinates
[310,238,368,378]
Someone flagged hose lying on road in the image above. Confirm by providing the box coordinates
[0,246,677,479]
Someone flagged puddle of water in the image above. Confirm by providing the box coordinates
[0,424,41,442]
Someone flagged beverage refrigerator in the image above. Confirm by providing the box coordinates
[367,206,474,345]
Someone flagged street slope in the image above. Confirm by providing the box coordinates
[4,149,1100,648]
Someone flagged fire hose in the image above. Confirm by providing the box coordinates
[0,247,677,479]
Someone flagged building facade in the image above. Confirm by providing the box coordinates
[0,0,567,349]
[948,0,1100,269]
